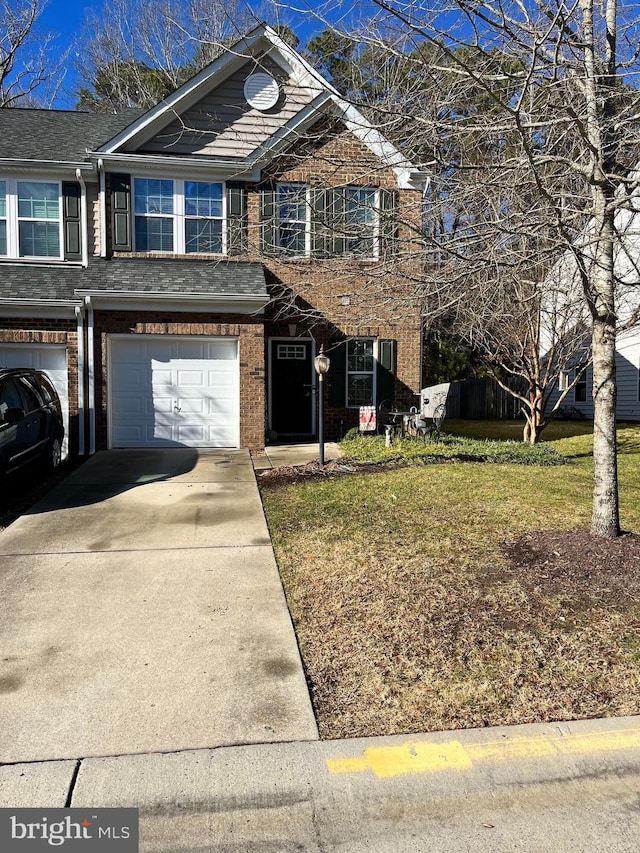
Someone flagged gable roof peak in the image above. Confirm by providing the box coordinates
[93,22,428,190]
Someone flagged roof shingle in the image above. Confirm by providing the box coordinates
[0,257,268,301]
[0,109,144,162]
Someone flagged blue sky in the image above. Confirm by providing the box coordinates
[31,0,329,109]
[34,0,105,108]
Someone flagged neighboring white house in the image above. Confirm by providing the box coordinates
[546,176,640,421]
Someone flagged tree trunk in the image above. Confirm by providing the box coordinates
[591,316,620,536]
[522,389,544,445]
[580,0,620,538]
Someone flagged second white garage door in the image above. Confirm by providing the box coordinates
[109,336,239,448]
[0,343,69,458]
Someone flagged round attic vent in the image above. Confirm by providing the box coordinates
[244,72,280,111]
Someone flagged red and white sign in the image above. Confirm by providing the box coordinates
[359,406,376,432]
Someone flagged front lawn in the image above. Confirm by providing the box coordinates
[260,422,640,739]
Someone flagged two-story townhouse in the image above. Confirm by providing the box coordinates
[0,23,426,458]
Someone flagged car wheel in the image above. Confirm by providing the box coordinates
[50,437,62,470]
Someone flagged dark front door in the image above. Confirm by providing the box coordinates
[270,339,313,436]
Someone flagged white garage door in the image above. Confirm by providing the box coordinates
[0,343,69,458]
[109,336,239,448]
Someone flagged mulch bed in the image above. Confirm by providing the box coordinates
[257,458,404,488]
[503,529,640,609]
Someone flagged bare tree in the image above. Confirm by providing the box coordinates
[0,0,65,107]
[74,0,265,111]
[296,0,640,537]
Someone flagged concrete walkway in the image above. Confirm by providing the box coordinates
[252,441,342,472]
[0,449,317,764]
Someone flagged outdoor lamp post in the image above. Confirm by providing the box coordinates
[314,344,331,466]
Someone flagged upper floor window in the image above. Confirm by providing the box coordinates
[0,179,62,259]
[262,185,395,260]
[133,178,225,255]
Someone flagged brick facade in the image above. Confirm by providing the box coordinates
[1,79,424,455]
[99,120,424,443]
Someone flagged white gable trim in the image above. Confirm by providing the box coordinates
[93,22,427,191]
[94,30,269,155]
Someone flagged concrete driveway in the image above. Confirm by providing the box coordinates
[0,449,318,763]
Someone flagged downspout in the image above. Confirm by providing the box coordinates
[97,158,107,258]
[75,305,85,456]
[75,168,89,268]
[85,295,96,455]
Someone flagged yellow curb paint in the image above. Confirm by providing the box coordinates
[326,728,640,779]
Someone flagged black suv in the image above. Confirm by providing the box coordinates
[0,368,64,476]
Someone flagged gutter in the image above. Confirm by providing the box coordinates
[0,298,79,318]
[90,153,260,182]
[74,290,269,315]
[0,158,94,169]
[75,305,85,456]
[85,295,96,456]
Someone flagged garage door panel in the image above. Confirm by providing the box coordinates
[151,397,174,415]
[116,398,145,415]
[112,424,147,444]
[109,337,239,448]
[177,370,206,387]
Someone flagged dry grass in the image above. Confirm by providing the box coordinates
[261,423,640,738]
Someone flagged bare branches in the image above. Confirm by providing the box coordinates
[0,0,65,107]
[74,0,259,112]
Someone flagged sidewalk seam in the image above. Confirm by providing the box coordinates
[65,760,81,807]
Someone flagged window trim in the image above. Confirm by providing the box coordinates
[0,177,63,260]
[132,176,227,256]
[346,337,377,409]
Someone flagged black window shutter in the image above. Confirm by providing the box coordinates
[62,181,82,261]
[330,188,345,256]
[111,173,131,251]
[259,187,276,256]
[376,339,397,403]
[379,189,398,257]
[327,341,347,406]
[226,182,247,256]
[311,189,328,258]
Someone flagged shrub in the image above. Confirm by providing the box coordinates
[339,433,566,466]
